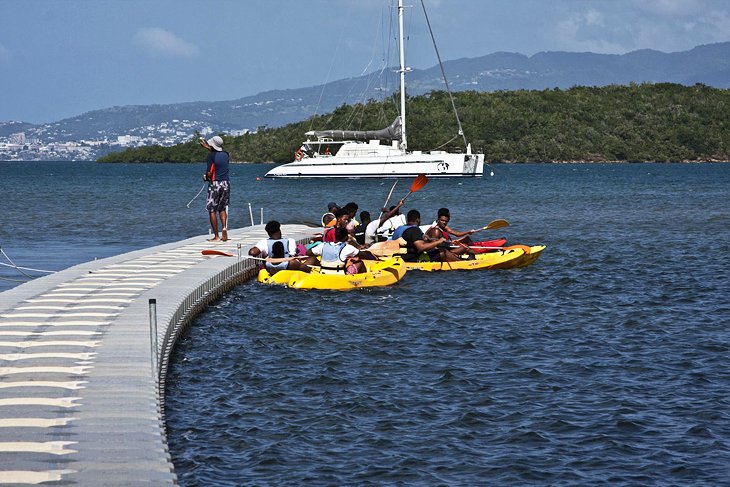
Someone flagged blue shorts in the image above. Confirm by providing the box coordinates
[206,180,230,213]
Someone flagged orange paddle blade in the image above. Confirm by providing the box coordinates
[201,249,234,257]
[410,173,429,192]
[402,174,429,201]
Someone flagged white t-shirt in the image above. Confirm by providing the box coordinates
[364,220,381,245]
[253,237,298,257]
[377,214,407,239]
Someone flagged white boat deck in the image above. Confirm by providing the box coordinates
[0,224,315,485]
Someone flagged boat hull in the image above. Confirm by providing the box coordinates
[402,244,545,271]
[257,257,407,290]
[265,152,484,178]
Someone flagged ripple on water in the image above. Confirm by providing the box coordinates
[163,164,730,486]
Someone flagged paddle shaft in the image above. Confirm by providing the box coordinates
[379,180,399,219]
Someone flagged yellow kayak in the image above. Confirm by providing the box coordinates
[257,257,407,290]
[508,245,546,268]
[402,244,545,272]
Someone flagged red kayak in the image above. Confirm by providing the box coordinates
[469,238,507,253]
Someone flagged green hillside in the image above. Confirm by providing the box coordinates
[98,83,730,164]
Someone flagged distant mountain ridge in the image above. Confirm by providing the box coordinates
[2,42,728,154]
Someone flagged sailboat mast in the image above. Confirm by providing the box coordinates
[398,0,408,151]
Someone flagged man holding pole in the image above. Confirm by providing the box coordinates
[199,135,230,241]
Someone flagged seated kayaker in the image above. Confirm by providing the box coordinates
[399,209,460,262]
[425,208,477,258]
[354,211,370,246]
[249,220,309,274]
[375,201,407,241]
[364,199,404,245]
[426,208,477,244]
[323,207,352,243]
[305,226,364,274]
[342,202,360,235]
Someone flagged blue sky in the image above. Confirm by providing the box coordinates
[1,0,728,123]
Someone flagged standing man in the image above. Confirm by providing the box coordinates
[200,135,230,241]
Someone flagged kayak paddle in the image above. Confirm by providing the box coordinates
[378,179,399,219]
[401,173,429,201]
[201,249,234,257]
[477,219,509,231]
[368,238,406,257]
[451,242,531,254]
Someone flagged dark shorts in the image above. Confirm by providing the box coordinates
[206,180,230,213]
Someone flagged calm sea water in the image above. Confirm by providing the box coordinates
[2,162,729,485]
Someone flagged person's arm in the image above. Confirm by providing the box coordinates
[378,199,405,225]
[413,236,446,253]
[445,225,476,238]
[199,139,214,180]
[249,239,266,257]
[307,244,323,258]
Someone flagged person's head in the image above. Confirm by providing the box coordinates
[406,209,420,225]
[436,208,451,228]
[387,204,400,215]
[207,135,224,152]
[343,202,358,217]
[359,211,371,224]
[265,220,281,238]
[327,202,339,213]
[321,212,335,227]
[334,226,349,243]
[334,207,350,226]
[271,240,285,258]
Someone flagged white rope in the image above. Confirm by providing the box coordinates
[0,275,31,282]
[420,0,468,149]
[186,183,207,208]
[0,248,55,277]
[0,261,55,274]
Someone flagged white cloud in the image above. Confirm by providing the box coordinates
[637,0,698,16]
[553,12,627,54]
[551,1,730,54]
[132,28,200,59]
[0,43,10,63]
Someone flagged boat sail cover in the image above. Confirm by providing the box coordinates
[305,117,402,142]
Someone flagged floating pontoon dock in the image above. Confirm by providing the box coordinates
[0,225,314,485]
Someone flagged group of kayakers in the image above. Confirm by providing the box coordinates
[250,200,480,276]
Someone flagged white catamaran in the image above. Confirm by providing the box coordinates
[265,0,485,179]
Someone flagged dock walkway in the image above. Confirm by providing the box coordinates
[0,224,314,485]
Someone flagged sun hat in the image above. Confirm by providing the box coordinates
[207,135,224,151]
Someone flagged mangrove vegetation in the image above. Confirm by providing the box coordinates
[98,83,730,164]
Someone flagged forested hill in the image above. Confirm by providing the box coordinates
[98,83,730,164]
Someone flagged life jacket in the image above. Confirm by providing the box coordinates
[390,224,417,241]
[426,222,450,241]
[266,238,291,258]
[353,222,368,245]
[320,242,348,273]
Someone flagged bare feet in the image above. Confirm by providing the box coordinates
[207,237,221,242]
[221,229,228,241]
